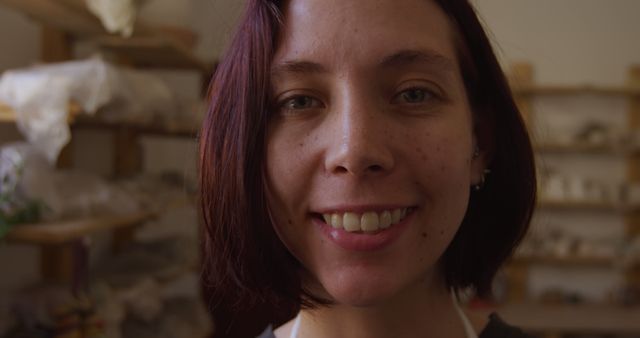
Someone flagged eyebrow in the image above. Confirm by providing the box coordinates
[271,60,329,76]
[271,49,456,76]
[379,49,456,73]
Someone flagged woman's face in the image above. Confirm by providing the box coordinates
[266,0,485,306]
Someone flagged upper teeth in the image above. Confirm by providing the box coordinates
[321,208,408,232]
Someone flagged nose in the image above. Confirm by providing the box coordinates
[324,93,394,177]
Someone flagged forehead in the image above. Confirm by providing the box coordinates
[274,0,458,69]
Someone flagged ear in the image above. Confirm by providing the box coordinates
[470,115,495,187]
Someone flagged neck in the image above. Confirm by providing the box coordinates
[296,275,468,338]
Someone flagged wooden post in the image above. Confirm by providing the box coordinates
[41,26,73,62]
[40,25,77,283]
[40,244,74,284]
[504,263,529,302]
[509,62,534,130]
[505,62,535,304]
[113,127,142,178]
[627,65,640,296]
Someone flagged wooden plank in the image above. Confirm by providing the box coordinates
[72,117,198,138]
[497,303,640,335]
[5,211,153,245]
[510,255,618,268]
[0,102,14,122]
[534,142,622,154]
[95,36,211,72]
[0,101,82,123]
[537,199,628,212]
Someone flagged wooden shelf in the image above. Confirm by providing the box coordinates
[511,84,640,96]
[5,210,154,245]
[0,0,211,73]
[72,118,199,138]
[94,36,211,73]
[511,255,616,268]
[0,101,82,123]
[0,101,199,137]
[497,302,640,335]
[0,101,14,122]
[535,142,625,154]
[537,199,626,211]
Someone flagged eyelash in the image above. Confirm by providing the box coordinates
[275,85,441,114]
[277,95,324,115]
[392,87,437,105]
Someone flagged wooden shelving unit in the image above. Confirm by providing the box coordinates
[504,63,640,338]
[534,142,627,154]
[0,101,199,138]
[510,255,632,269]
[0,0,212,74]
[537,199,622,211]
[0,0,207,284]
[94,36,210,72]
[496,303,640,337]
[5,211,154,245]
[0,2,210,337]
[8,0,207,75]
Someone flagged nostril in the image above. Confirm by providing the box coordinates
[334,166,349,174]
[368,164,384,172]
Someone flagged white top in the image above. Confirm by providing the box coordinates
[289,292,478,338]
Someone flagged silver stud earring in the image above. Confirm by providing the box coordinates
[472,145,480,159]
[473,169,491,191]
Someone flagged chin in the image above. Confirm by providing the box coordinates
[319,270,404,307]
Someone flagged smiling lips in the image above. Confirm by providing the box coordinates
[320,208,410,233]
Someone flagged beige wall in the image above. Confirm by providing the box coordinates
[472,0,640,85]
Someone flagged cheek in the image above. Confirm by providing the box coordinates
[265,128,319,257]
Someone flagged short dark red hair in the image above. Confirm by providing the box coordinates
[199,0,536,334]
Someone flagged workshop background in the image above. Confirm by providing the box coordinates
[0,1,639,338]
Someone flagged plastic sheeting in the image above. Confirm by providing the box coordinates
[86,0,138,37]
[0,57,176,163]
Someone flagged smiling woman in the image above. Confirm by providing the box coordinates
[199,0,536,337]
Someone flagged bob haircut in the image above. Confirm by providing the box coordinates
[199,0,536,319]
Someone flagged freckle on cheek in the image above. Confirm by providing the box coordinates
[421,232,427,238]
[440,230,444,235]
